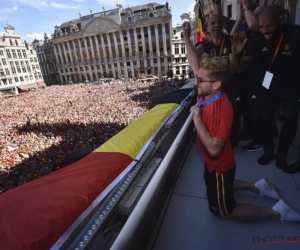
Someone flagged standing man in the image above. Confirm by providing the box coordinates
[189,56,300,221]
[231,6,300,171]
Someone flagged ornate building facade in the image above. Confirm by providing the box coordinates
[32,34,59,85]
[0,23,44,94]
[51,2,172,83]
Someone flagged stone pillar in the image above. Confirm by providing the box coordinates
[83,37,91,81]
[140,27,147,72]
[154,24,161,77]
[162,23,169,77]
[113,32,121,79]
[107,34,116,78]
[147,25,153,73]
[120,30,128,78]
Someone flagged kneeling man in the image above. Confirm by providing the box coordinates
[191,56,300,222]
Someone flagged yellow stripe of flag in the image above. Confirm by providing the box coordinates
[94,103,179,159]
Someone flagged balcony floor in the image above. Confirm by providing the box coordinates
[151,136,300,250]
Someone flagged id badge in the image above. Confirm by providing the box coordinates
[262,71,273,89]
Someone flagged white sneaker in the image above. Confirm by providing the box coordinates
[272,199,300,222]
[254,178,281,200]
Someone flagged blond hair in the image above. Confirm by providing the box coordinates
[200,57,230,85]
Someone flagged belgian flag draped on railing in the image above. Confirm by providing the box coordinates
[0,103,180,250]
[197,1,207,43]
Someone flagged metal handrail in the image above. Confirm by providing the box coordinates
[110,112,194,250]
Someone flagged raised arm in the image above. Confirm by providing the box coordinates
[231,33,253,73]
[230,16,244,36]
[242,0,260,33]
[212,0,222,16]
[182,21,200,76]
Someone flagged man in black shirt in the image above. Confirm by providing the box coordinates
[231,6,300,171]
[202,15,243,148]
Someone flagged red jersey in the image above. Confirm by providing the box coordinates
[196,93,235,174]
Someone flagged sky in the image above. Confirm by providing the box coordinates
[0,0,196,43]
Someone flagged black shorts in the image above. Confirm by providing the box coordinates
[204,165,236,217]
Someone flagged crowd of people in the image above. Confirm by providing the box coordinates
[0,78,185,194]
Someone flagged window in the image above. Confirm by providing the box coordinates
[123,31,127,41]
[14,77,19,82]
[181,46,186,54]
[6,50,11,58]
[20,76,24,82]
[10,39,13,46]
[17,50,22,58]
[15,39,18,46]
[103,34,108,44]
[8,79,12,84]
[30,75,33,80]
[22,50,27,58]
[227,4,232,19]
[116,31,120,42]
[12,50,17,58]
[174,44,179,54]
[2,59,7,65]
[5,69,10,75]
[96,35,102,45]
[109,33,114,44]
[143,27,148,38]
[0,50,3,56]
[25,76,29,81]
